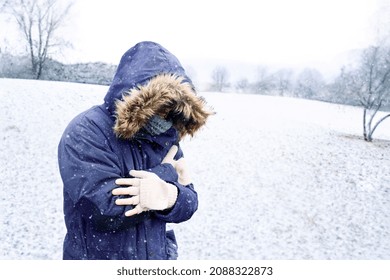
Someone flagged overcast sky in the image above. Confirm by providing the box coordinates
[0,0,381,68]
[60,0,379,66]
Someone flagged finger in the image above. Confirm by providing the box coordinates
[112,187,127,196]
[125,205,144,217]
[175,158,187,169]
[115,178,141,186]
[162,145,178,164]
[175,158,189,174]
[178,177,192,186]
[129,169,154,179]
[112,186,139,196]
[115,195,139,206]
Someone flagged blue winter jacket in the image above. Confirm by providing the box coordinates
[58,42,206,260]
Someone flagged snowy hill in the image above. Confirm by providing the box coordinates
[0,78,389,259]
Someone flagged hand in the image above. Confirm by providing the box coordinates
[112,170,178,217]
[162,145,192,186]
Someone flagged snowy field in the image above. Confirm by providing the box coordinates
[0,78,390,260]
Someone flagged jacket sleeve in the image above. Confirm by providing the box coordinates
[147,163,178,182]
[153,182,198,223]
[58,113,148,232]
[151,147,199,223]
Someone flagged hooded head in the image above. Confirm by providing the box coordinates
[105,41,214,140]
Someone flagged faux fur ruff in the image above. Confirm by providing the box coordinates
[114,74,215,139]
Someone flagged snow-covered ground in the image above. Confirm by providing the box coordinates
[0,78,389,260]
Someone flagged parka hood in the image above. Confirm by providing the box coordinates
[104,41,191,115]
[105,41,214,140]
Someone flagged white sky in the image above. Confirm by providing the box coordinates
[61,0,378,66]
[1,0,380,66]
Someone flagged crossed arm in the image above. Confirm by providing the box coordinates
[112,145,193,217]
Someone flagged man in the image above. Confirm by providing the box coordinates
[58,41,214,259]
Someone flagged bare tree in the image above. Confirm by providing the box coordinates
[252,65,272,94]
[5,0,72,79]
[347,45,390,142]
[235,78,249,93]
[211,66,229,92]
[294,68,325,99]
[272,68,293,96]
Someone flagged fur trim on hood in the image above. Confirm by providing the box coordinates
[114,74,215,140]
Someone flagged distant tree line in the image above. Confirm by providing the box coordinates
[210,65,350,104]
[209,42,390,142]
[209,47,390,114]
[0,52,116,84]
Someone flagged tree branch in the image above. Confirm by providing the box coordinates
[370,113,390,139]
